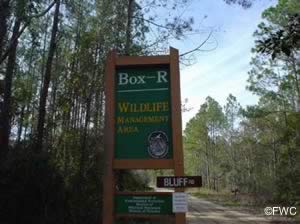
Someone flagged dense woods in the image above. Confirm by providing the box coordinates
[0,0,197,223]
[0,0,299,223]
[184,0,300,206]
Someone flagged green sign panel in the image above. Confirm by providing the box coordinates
[115,195,173,215]
[115,66,172,159]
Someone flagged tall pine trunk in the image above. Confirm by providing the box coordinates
[16,105,25,145]
[0,0,10,60]
[125,0,133,55]
[35,0,60,153]
[1,18,21,157]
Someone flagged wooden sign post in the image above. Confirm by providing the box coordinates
[103,47,185,224]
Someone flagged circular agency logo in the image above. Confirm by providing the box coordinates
[147,131,169,159]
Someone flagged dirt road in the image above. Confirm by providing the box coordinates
[187,195,297,224]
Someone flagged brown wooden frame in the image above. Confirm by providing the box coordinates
[102,47,185,224]
[116,191,172,196]
[102,50,116,224]
[116,55,170,66]
[170,47,186,224]
[113,159,174,169]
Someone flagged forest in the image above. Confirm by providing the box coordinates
[0,0,299,223]
[184,0,300,206]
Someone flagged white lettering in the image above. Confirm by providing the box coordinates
[164,178,170,187]
[279,207,289,216]
[118,73,146,85]
[157,71,168,83]
[177,178,183,186]
[290,207,297,216]
[273,207,279,215]
[118,73,128,85]
[183,178,188,186]
[129,76,137,84]
[137,76,146,83]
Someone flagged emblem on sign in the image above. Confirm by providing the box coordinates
[147,131,169,158]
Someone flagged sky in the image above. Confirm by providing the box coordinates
[162,0,277,128]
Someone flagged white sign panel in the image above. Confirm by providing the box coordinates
[172,192,188,213]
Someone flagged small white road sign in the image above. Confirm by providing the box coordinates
[172,192,188,213]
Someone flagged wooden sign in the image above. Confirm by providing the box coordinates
[157,176,202,188]
[115,193,173,215]
[102,47,185,224]
[115,66,172,159]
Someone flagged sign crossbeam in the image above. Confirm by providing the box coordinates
[113,159,174,169]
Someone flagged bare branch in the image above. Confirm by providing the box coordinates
[133,15,170,30]
[180,30,213,57]
[0,0,56,64]
[30,0,56,18]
